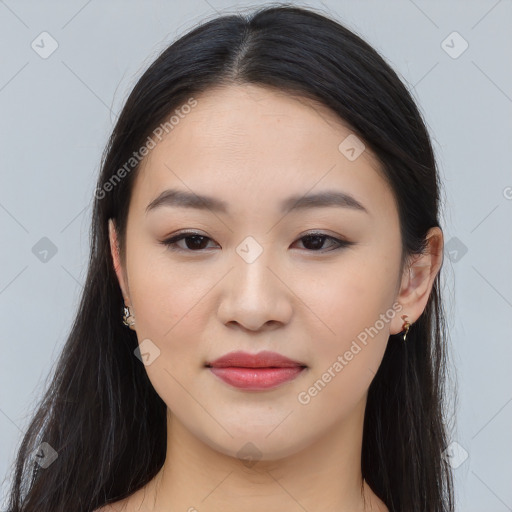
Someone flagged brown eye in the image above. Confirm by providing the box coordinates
[293,232,353,252]
[160,231,354,254]
[161,232,217,252]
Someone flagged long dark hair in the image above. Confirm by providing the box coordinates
[5,4,455,511]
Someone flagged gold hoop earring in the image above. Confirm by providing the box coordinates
[401,314,411,342]
[122,305,135,329]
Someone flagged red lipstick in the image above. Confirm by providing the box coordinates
[205,350,307,391]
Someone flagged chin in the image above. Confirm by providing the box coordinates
[197,425,316,464]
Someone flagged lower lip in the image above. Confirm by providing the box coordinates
[208,366,306,390]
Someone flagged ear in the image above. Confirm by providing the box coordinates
[390,227,444,335]
[108,218,131,304]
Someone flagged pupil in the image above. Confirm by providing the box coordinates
[187,235,207,250]
[304,235,324,250]
[183,234,329,251]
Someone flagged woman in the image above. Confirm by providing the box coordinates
[5,5,455,512]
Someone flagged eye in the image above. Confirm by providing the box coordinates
[161,232,218,252]
[292,231,354,252]
[160,231,354,253]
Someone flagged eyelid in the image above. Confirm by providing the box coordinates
[160,229,354,253]
[160,230,218,252]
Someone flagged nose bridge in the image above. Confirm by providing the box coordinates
[218,235,291,329]
[233,234,278,302]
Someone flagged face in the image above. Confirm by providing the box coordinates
[110,84,409,461]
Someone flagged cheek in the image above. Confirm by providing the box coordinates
[291,249,399,372]
[292,263,395,419]
[126,233,401,413]
[123,255,208,401]
[309,256,395,315]
[125,253,213,414]
[127,244,211,336]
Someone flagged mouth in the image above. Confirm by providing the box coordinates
[205,350,308,391]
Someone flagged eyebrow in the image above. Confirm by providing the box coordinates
[145,188,369,215]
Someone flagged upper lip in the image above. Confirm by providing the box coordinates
[205,350,307,368]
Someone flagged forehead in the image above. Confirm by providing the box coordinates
[130,84,397,222]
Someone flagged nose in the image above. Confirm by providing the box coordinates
[217,246,293,332]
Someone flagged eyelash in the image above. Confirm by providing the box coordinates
[160,231,354,253]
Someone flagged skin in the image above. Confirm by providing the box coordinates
[101,84,443,512]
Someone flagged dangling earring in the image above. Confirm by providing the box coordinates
[401,314,411,342]
[122,305,135,329]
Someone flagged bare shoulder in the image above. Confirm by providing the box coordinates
[373,494,389,512]
[93,483,150,512]
[365,483,389,512]
[93,500,129,512]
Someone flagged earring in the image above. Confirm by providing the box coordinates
[122,305,135,329]
[401,314,411,342]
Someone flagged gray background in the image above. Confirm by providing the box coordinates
[1,0,511,510]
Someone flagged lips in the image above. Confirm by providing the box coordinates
[205,350,307,391]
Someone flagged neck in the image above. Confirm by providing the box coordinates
[131,395,378,512]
